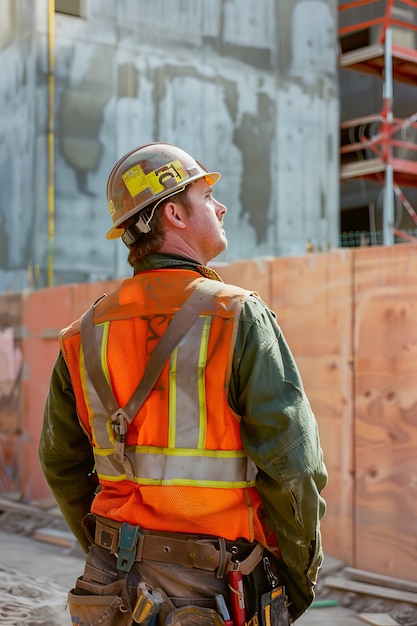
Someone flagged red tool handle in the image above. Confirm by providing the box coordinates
[229,570,246,626]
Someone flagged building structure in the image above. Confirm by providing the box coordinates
[0,0,339,292]
[338,0,417,245]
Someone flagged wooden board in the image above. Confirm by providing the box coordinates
[353,245,417,581]
[344,567,417,594]
[358,614,399,626]
[35,527,75,548]
[270,251,354,564]
[326,576,417,605]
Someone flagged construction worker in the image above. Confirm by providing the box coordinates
[39,142,327,625]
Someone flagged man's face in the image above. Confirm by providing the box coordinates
[181,178,228,263]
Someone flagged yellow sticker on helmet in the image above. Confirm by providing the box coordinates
[108,200,116,216]
[122,159,189,198]
[146,159,189,194]
[122,164,148,198]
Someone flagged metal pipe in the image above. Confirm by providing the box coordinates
[382,27,394,246]
[47,0,55,286]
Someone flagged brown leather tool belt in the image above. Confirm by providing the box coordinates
[91,514,264,578]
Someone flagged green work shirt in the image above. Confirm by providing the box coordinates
[39,254,327,621]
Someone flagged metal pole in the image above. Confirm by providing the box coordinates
[47,0,55,286]
[382,27,394,245]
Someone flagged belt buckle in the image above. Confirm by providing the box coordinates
[117,522,142,572]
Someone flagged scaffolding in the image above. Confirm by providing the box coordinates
[339,0,417,244]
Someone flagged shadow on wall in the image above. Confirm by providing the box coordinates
[233,93,275,245]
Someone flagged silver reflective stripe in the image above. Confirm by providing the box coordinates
[169,316,211,449]
[81,322,113,448]
[94,448,257,486]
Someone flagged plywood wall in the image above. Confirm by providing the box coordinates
[270,251,355,566]
[217,252,355,564]
[353,246,417,580]
[1,244,417,582]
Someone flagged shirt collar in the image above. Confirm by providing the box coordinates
[133,254,224,282]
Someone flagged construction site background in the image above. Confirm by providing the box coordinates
[0,0,339,292]
[2,3,417,622]
[0,242,416,586]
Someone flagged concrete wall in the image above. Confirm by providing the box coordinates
[0,0,340,292]
[0,1,41,292]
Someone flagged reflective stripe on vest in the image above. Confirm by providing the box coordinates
[82,315,257,488]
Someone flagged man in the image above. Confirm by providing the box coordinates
[39,142,327,625]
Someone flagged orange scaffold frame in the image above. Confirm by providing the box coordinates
[339,0,417,243]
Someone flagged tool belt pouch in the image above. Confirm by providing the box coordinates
[166,606,225,625]
[260,587,290,626]
[242,558,289,625]
[68,577,132,626]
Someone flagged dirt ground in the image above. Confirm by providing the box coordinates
[0,526,369,626]
[0,529,84,625]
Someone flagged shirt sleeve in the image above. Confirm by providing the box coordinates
[229,295,328,620]
[38,352,97,552]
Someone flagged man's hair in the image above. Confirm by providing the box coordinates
[127,185,192,267]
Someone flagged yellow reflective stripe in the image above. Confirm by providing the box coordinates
[94,447,257,487]
[197,317,211,448]
[168,348,178,448]
[97,322,115,443]
[79,343,98,446]
[100,321,111,385]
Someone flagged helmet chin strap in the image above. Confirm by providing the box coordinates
[121,185,187,248]
[121,206,155,247]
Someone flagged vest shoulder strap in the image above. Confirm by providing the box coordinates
[80,278,224,423]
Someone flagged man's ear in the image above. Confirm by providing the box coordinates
[162,201,187,230]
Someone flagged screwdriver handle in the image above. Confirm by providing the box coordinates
[229,570,246,626]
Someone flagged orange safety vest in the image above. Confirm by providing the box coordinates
[60,269,268,545]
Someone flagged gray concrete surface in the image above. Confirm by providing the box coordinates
[1,0,340,293]
[0,530,366,625]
